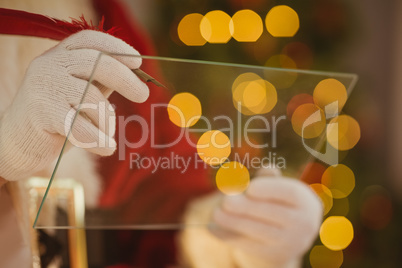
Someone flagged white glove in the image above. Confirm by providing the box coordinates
[0,30,149,181]
[210,168,323,267]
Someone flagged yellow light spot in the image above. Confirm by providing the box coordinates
[167,92,202,127]
[314,79,347,116]
[309,245,343,268]
[197,130,231,165]
[232,72,262,92]
[291,103,326,139]
[200,10,232,43]
[327,115,361,150]
[264,54,298,89]
[242,80,266,108]
[321,164,355,199]
[216,161,250,195]
[310,184,333,215]
[230,9,263,42]
[320,216,354,251]
[232,73,277,115]
[265,5,300,37]
[177,13,207,46]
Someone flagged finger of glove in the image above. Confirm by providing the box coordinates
[66,78,116,137]
[61,109,116,156]
[212,208,282,244]
[255,166,282,177]
[67,49,149,103]
[246,177,312,208]
[221,194,297,228]
[209,229,282,262]
[93,81,114,98]
[62,30,142,70]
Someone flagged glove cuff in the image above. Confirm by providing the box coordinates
[0,115,60,181]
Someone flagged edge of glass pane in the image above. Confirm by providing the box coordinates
[33,53,358,228]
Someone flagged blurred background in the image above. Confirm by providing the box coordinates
[125,0,402,267]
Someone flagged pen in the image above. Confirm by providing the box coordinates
[132,69,167,88]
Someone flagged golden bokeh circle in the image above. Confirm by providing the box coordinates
[230,9,263,42]
[200,10,232,43]
[322,164,355,199]
[216,161,250,195]
[242,80,267,108]
[167,92,202,128]
[197,130,231,166]
[232,72,262,93]
[320,216,354,251]
[291,103,326,139]
[327,115,361,151]
[232,73,277,115]
[265,5,300,37]
[177,13,206,46]
[313,79,347,116]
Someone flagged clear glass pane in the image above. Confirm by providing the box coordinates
[33,54,358,229]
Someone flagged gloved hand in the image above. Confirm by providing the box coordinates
[0,30,149,181]
[210,168,323,268]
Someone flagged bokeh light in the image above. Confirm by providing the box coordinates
[313,79,347,117]
[320,216,354,251]
[309,245,343,268]
[232,72,262,91]
[265,5,300,37]
[264,54,298,89]
[287,93,314,118]
[197,130,231,166]
[167,92,202,127]
[177,13,206,46]
[200,10,232,43]
[232,73,278,115]
[291,103,326,139]
[242,80,267,108]
[310,184,333,215]
[230,9,263,42]
[216,161,250,195]
[327,115,361,150]
[321,164,355,199]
